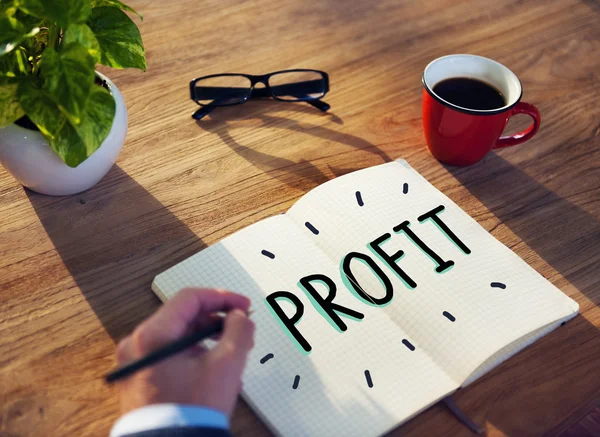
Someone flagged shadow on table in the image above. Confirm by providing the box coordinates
[445,152,600,306]
[403,153,600,436]
[25,161,400,436]
[26,165,207,342]
[196,100,392,191]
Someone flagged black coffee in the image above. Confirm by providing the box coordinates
[433,77,505,110]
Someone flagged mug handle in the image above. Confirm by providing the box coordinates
[493,102,541,149]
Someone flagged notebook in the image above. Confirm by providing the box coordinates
[152,160,579,437]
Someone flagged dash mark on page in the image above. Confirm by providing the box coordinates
[305,222,319,235]
[402,339,416,351]
[292,375,300,389]
[364,370,373,388]
[490,282,506,289]
[261,250,275,259]
[403,183,409,194]
[356,191,364,206]
[260,353,274,364]
[443,311,456,322]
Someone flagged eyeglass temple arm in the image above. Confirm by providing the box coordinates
[192,95,236,119]
[307,99,330,112]
[254,82,330,111]
[251,87,329,111]
[254,81,330,111]
[192,99,327,119]
[192,105,215,120]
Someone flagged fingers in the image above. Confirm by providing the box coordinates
[215,309,255,360]
[185,343,209,359]
[158,288,251,333]
[189,313,226,342]
[116,335,135,365]
[132,289,251,354]
[210,310,255,416]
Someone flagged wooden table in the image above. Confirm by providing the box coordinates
[2,0,599,435]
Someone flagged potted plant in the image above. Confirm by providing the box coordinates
[0,0,145,195]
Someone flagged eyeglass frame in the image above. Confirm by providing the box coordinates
[189,69,330,117]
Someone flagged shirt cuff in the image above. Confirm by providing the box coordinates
[110,404,229,437]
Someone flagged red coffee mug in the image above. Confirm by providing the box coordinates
[422,54,541,166]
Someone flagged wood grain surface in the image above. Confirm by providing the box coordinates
[1,0,599,436]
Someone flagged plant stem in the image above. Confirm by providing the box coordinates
[48,25,60,49]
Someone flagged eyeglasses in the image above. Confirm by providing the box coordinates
[189,69,330,120]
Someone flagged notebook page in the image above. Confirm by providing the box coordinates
[153,214,457,437]
[286,160,579,385]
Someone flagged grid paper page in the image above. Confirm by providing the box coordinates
[286,160,579,385]
[153,214,457,437]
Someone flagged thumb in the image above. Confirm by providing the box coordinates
[215,309,255,360]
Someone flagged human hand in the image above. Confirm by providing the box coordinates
[115,288,255,417]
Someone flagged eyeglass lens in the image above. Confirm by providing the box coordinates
[268,71,326,101]
[194,75,252,106]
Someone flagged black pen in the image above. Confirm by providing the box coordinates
[105,311,252,384]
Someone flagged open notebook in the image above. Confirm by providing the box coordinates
[153,160,578,437]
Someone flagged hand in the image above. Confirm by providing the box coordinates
[115,288,255,417]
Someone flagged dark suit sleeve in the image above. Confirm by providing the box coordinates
[120,427,232,437]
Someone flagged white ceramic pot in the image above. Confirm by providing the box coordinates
[0,71,127,196]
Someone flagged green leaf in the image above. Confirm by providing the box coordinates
[40,44,95,124]
[13,8,43,27]
[90,0,142,20]
[17,78,65,138]
[10,8,44,36]
[16,0,91,27]
[49,86,115,167]
[70,85,115,156]
[63,23,100,62]
[18,79,116,167]
[0,1,17,15]
[88,7,146,71]
[0,45,28,75]
[0,76,24,126]
[0,11,39,56]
